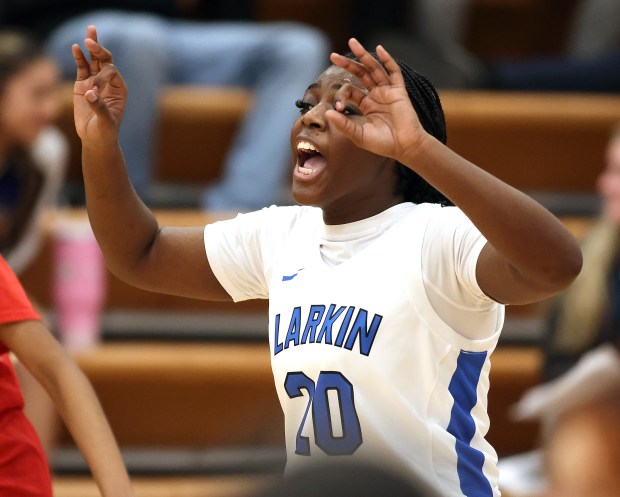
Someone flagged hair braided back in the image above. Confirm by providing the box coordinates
[346,52,453,206]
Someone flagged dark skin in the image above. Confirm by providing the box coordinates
[73,26,581,306]
[290,66,401,224]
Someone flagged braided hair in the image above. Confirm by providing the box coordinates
[346,52,453,207]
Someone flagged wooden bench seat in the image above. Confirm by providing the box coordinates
[54,342,542,456]
[55,85,620,200]
[441,91,620,192]
[67,342,282,448]
[53,474,274,497]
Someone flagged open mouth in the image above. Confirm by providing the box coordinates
[296,141,326,176]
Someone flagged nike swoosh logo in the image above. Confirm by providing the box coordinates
[282,268,305,282]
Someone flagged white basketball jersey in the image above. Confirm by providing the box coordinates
[205,203,504,497]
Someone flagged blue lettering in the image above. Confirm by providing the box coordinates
[316,304,346,345]
[344,309,383,356]
[334,307,355,347]
[274,313,283,355]
[285,307,302,349]
[301,305,326,344]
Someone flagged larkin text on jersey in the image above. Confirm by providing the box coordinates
[273,304,383,356]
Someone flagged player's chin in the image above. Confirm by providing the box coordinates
[291,182,323,207]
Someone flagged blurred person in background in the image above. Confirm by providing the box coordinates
[498,126,620,496]
[0,29,67,459]
[543,383,620,497]
[351,0,480,89]
[485,0,620,92]
[542,125,620,381]
[352,0,620,92]
[2,0,329,209]
[0,30,66,274]
[0,254,133,497]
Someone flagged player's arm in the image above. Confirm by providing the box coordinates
[72,26,229,301]
[0,320,134,497]
[329,39,582,305]
[402,140,582,305]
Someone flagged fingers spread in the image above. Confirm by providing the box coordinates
[84,37,114,65]
[376,45,405,86]
[72,44,90,81]
[330,53,377,92]
[85,45,100,74]
[86,25,98,43]
[347,38,390,87]
[84,25,104,74]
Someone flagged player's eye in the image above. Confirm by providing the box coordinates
[342,104,360,116]
[295,99,313,114]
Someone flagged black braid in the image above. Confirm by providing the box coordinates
[345,52,453,207]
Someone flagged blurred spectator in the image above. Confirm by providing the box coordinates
[353,0,620,92]
[566,0,620,57]
[499,343,620,496]
[352,0,481,89]
[485,0,620,92]
[0,30,66,274]
[499,125,620,497]
[2,0,330,209]
[543,383,620,497]
[0,28,67,460]
[542,125,620,381]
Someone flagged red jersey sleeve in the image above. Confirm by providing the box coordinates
[0,256,40,354]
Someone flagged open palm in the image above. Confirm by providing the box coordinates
[73,26,126,146]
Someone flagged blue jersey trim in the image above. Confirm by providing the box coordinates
[447,350,493,497]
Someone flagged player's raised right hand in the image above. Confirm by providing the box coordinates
[73,25,126,147]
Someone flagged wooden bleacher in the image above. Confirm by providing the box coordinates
[441,92,620,193]
[60,343,542,455]
[55,85,620,204]
[53,474,274,497]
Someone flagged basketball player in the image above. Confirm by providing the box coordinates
[72,26,582,497]
[0,254,133,497]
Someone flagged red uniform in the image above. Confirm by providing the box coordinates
[0,256,52,497]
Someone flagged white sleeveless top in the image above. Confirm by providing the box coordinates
[205,202,504,497]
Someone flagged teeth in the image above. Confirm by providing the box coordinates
[297,141,319,153]
[299,166,314,175]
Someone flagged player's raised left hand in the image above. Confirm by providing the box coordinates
[327,38,430,164]
[73,25,127,148]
